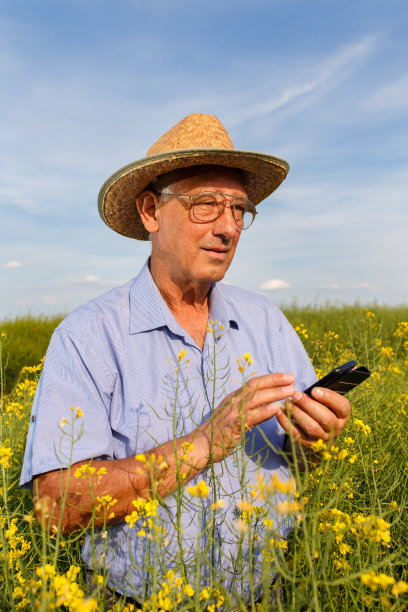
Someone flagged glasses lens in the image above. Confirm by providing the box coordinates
[190,192,256,229]
[191,193,221,222]
[231,199,256,230]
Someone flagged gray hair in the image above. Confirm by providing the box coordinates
[147,165,245,197]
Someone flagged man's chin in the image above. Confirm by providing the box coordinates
[203,265,229,285]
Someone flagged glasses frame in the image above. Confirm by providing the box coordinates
[154,190,258,230]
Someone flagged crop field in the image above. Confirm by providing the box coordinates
[0,305,407,611]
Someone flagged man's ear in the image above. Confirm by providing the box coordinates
[136,191,160,234]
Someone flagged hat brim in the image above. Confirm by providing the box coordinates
[98,148,290,240]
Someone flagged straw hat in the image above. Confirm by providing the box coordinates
[98,113,290,240]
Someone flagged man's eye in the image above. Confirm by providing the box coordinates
[194,202,218,216]
[194,197,217,207]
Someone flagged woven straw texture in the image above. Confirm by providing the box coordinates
[98,114,289,240]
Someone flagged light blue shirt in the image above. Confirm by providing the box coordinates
[20,259,316,601]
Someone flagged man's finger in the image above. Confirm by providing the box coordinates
[246,402,283,429]
[281,402,335,440]
[286,390,349,429]
[240,385,295,412]
[310,387,350,419]
[244,373,295,393]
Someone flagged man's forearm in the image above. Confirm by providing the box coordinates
[34,428,212,532]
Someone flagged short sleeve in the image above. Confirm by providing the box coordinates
[19,327,117,489]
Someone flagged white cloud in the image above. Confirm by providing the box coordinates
[227,35,378,127]
[260,279,291,290]
[4,260,21,268]
[84,274,100,283]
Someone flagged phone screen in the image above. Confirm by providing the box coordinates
[304,361,371,396]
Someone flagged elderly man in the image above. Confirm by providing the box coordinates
[20,114,350,607]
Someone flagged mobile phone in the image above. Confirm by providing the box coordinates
[304,359,371,397]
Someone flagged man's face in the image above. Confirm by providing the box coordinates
[151,167,248,289]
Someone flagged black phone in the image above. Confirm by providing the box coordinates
[304,359,371,397]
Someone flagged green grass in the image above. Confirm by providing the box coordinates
[0,315,64,394]
[1,305,407,610]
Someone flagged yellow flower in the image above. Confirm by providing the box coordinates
[74,464,96,478]
[95,495,118,513]
[76,407,83,418]
[276,501,301,515]
[0,446,13,468]
[391,581,408,596]
[310,439,327,453]
[211,499,225,510]
[271,473,296,495]
[361,571,395,591]
[182,441,194,453]
[199,587,210,600]
[36,563,56,578]
[125,498,158,528]
[60,417,69,428]
[135,453,147,463]
[178,348,187,362]
[355,418,371,435]
[338,541,352,555]
[337,449,348,460]
[74,599,99,612]
[183,584,195,597]
[393,321,408,337]
[380,346,394,359]
[187,480,210,498]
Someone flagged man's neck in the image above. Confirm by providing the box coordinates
[149,257,211,349]
[149,257,211,313]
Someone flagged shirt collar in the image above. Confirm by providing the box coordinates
[129,258,239,337]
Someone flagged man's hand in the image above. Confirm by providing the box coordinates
[198,373,295,463]
[278,387,350,450]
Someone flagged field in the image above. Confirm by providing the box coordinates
[0,305,407,611]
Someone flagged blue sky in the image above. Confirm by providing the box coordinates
[1,0,407,317]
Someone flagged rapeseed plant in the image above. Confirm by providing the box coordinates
[0,306,407,610]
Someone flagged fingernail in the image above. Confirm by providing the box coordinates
[283,373,295,382]
[292,391,302,401]
[282,384,295,394]
[313,387,323,398]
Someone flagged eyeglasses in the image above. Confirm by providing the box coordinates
[156,191,258,230]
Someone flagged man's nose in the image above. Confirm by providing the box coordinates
[212,203,240,238]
